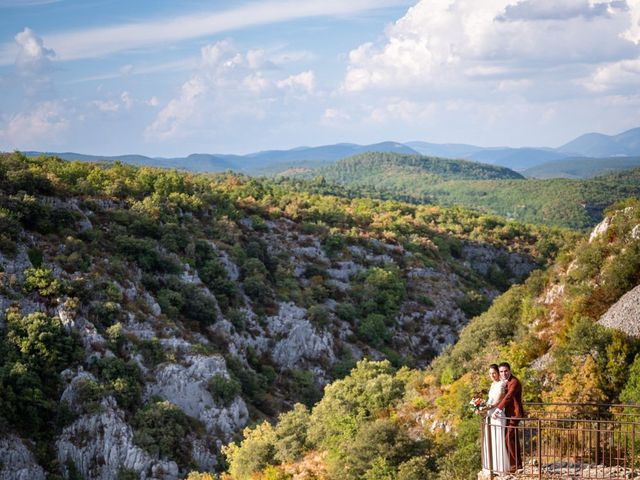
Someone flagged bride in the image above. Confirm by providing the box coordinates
[482,364,511,475]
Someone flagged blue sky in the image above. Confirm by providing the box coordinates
[1,0,640,156]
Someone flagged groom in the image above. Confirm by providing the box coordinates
[493,362,523,471]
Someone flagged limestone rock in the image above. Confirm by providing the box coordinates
[267,302,335,370]
[598,284,640,337]
[0,435,46,480]
[144,355,248,439]
[56,397,179,480]
[589,216,612,242]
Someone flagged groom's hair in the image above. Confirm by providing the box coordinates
[498,362,511,370]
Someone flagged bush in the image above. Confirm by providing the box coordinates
[358,313,390,348]
[208,374,241,406]
[133,400,196,465]
[23,267,62,297]
[223,422,277,480]
[94,357,142,411]
[273,404,310,463]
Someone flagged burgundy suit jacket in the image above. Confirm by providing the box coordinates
[497,375,523,420]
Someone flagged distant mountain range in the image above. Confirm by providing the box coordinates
[20,127,640,177]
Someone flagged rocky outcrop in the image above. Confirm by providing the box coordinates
[462,244,535,283]
[589,216,612,242]
[56,397,179,480]
[598,284,640,337]
[144,355,248,439]
[0,435,46,480]
[267,302,336,372]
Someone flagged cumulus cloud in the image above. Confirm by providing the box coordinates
[0,100,68,148]
[145,41,317,142]
[90,91,142,113]
[586,57,640,90]
[624,0,640,43]
[342,0,637,93]
[498,0,622,21]
[15,27,55,75]
[12,28,56,99]
[277,71,316,93]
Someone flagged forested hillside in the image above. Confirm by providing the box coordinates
[287,153,640,229]
[222,201,640,480]
[0,152,572,479]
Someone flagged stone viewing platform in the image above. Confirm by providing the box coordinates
[479,403,640,479]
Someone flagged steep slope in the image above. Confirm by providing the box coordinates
[222,201,640,480]
[0,153,569,480]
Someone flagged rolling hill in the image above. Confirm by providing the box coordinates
[286,152,640,229]
[524,156,640,179]
[558,126,640,157]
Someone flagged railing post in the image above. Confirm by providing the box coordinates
[487,416,494,480]
[537,419,542,480]
[632,422,636,479]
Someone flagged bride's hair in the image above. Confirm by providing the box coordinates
[489,363,499,371]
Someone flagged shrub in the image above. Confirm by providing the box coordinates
[307,305,331,329]
[94,357,142,411]
[223,422,277,480]
[23,267,62,297]
[208,374,241,406]
[133,400,196,466]
[273,404,310,463]
[358,313,390,348]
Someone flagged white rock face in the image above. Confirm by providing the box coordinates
[0,245,32,277]
[56,397,179,480]
[209,243,239,281]
[598,284,640,337]
[144,355,248,439]
[60,369,98,413]
[631,224,640,240]
[0,435,46,480]
[589,216,612,242]
[267,302,335,370]
[543,283,565,305]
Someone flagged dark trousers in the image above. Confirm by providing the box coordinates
[506,420,522,470]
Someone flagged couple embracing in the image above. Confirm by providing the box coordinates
[482,362,523,475]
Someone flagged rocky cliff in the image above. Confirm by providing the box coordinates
[0,153,563,478]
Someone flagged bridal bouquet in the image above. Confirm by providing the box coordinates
[469,394,487,414]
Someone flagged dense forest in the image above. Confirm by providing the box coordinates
[287,152,640,229]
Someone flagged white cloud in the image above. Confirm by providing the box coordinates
[586,57,640,90]
[145,76,208,141]
[342,0,636,93]
[15,27,55,76]
[322,108,351,123]
[277,71,316,93]
[90,90,144,113]
[0,0,410,65]
[0,101,68,148]
[145,41,319,142]
[624,0,640,43]
[12,27,56,99]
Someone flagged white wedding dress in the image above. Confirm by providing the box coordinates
[482,381,511,475]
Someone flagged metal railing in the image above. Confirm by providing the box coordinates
[480,403,640,479]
